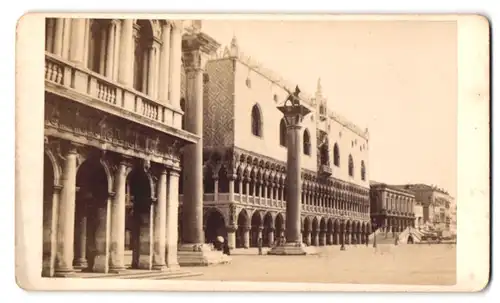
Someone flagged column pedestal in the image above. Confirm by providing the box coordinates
[177,243,231,266]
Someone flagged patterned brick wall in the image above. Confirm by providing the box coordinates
[203,58,235,148]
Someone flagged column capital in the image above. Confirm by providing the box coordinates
[53,184,63,193]
[168,168,181,178]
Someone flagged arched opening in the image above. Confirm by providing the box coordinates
[74,157,109,270]
[327,219,334,245]
[251,104,263,137]
[361,160,366,181]
[126,167,153,269]
[263,212,274,247]
[177,211,183,244]
[333,143,340,167]
[180,98,186,130]
[303,129,311,156]
[312,217,319,246]
[203,164,215,194]
[303,216,312,245]
[133,20,155,95]
[319,218,327,246]
[407,234,414,244]
[348,154,354,177]
[204,209,227,245]
[279,118,287,147]
[345,220,352,244]
[319,140,329,166]
[275,213,284,242]
[236,209,250,248]
[333,219,340,245]
[87,19,112,76]
[250,211,263,247]
[218,166,229,193]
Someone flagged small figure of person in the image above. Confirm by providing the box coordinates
[394,235,399,246]
[222,240,231,255]
[257,237,263,255]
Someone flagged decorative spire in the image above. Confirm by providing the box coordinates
[230,34,239,57]
[317,78,322,95]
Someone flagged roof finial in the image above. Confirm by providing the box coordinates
[230,33,239,57]
[317,78,322,93]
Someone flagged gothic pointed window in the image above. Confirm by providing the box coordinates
[279,118,287,147]
[303,129,311,156]
[251,104,262,137]
[361,160,366,181]
[348,154,354,177]
[333,143,340,167]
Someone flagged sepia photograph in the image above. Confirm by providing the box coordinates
[15,13,490,292]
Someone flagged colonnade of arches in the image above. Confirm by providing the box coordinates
[201,206,373,249]
[200,151,371,218]
[43,138,180,277]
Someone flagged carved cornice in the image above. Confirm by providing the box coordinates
[45,95,185,167]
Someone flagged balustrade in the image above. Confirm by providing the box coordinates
[45,52,181,128]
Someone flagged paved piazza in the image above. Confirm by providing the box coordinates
[178,244,456,285]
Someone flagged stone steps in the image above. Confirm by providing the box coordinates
[81,269,202,280]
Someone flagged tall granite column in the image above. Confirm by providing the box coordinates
[177,31,227,266]
[268,87,314,255]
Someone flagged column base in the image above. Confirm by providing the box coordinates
[92,255,109,273]
[177,244,231,267]
[109,266,127,274]
[267,242,317,256]
[73,258,88,269]
[54,268,75,277]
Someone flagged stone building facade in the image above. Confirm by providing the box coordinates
[42,18,209,276]
[394,184,456,233]
[183,36,372,250]
[369,181,416,235]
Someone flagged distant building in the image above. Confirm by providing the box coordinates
[369,181,416,234]
[392,184,456,234]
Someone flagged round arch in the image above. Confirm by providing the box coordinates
[205,208,227,245]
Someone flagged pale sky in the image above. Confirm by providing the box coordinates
[201,20,457,198]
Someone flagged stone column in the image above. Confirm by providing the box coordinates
[92,194,111,273]
[169,22,183,129]
[158,22,171,103]
[227,227,236,249]
[313,231,319,246]
[228,175,235,201]
[181,50,206,246]
[105,21,118,79]
[54,143,78,277]
[268,228,275,247]
[109,159,130,273]
[42,185,62,277]
[73,195,88,269]
[166,169,180,269]
[178,31,225,266]
[153,167,167,270]
[61,18,72,59]
[320,231,326,246]
[306,231,312,246]
[328,232,334,245]
[137,201,154,270]
[243,227,250,248]
[334,231,339,245]
[69,18,87,63]
[286,124,303,244]
[52,18,66,57]
[118,19,134,86]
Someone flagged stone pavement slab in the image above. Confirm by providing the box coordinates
[175,244,456,285]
